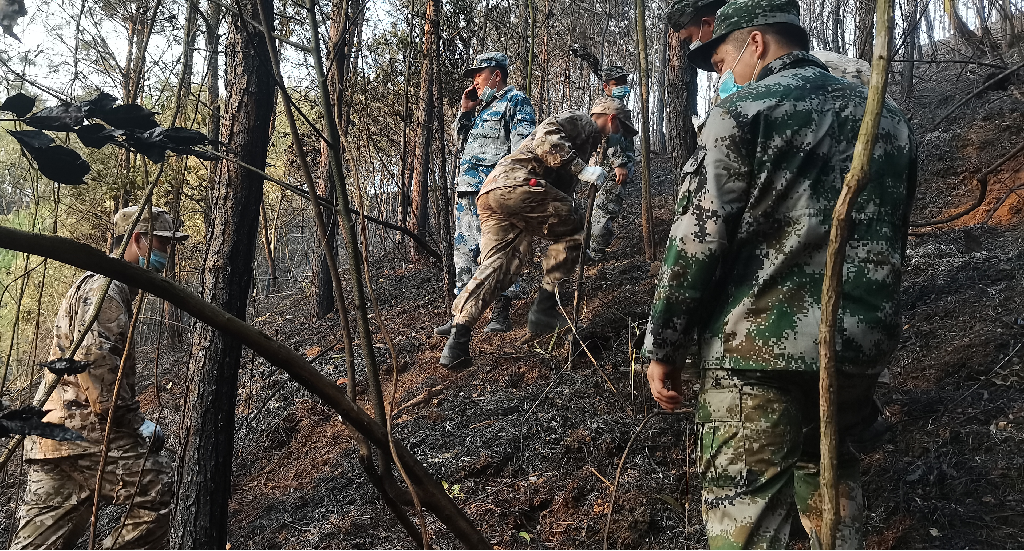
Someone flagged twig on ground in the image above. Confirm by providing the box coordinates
[603,412,657,550]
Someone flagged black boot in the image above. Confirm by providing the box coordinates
[527,288,569,335]
[434,320,453,336]
[484,295,513,333]
[440,323,473,370]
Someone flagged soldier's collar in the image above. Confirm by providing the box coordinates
[753,51,829,83]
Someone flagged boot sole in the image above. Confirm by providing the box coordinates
[483,324,512,333]
[440,356,473,370]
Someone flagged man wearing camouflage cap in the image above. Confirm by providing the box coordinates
[643,0,917,548]
[440,98,636,368]
[13,206,187,549]
[436,52,537,338]
[586,64,637,261]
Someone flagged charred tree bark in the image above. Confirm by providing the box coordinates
[410,0,440,256]
[854,0,876,60]
[170,0,277,545]
[635,0,654,261]
[664,30,697,180]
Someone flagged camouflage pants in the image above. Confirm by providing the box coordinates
[589,176,626,253]
[452,184,583,326]
[454,192,522,298]
[697,368,876,549]
[12,436,174,550]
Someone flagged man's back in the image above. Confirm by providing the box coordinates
[652,51,916,373]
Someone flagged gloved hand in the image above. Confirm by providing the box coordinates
[139,419,165,453]
[577,166,608,187]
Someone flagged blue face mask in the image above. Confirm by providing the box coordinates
[139,248,168,272]
[610,85,631,99]
[479,86,497,103]
[717,36,761,99]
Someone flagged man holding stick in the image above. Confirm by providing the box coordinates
[440,98,637,369]
[643,0,916,547]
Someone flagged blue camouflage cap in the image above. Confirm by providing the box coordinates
[686,0,804,72]
[462,52,510,79]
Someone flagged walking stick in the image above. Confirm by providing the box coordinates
[568,136,609,363]
[817,0,893,547]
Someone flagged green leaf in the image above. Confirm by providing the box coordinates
[518,531,531,543]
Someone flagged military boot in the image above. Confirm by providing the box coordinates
[484,295,513,333]
[434,320,453,336]
[527,288,569,335]
[439,323,473,370]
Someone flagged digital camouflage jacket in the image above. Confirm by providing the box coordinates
[454,85,537,193]
[644,51,917,373]
[26,272,144,459]
[480,111,604,196]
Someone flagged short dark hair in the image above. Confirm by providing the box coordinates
[604,76,628,86]
[724,22,810,53]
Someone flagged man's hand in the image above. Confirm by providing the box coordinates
[647,360,684,411]
[614,166,628,185]
[460,85,481,112]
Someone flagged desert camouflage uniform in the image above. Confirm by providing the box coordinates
[14,272,173,550]
[644,49,917,548]
[452,111,603,326]
[453,84,536,298]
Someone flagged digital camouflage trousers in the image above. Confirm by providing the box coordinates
[454,192,522,299]
[12,433,174,550]
[452,184,583,326]
[588,174,627,254]
[697,368,878,549]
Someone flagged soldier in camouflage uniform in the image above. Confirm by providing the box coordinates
[643,0,917,547]
[440,98,636,369]
[12,206,188,549]
[587,65,636,261]
[436,52,537,337]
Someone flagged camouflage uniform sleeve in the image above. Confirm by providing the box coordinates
[508,94,537,150]
[73,277,130,414]
[608,132,636,171]
[454,109,475,146]
[643,107,751,365]
[532,113,591,174]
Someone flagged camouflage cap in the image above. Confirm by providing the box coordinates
[590,97,639,136]
[113,206,189,241]
[686,0,804,72]
[462,52,510,79]
[666,0,727,32]
[601,64,630,83]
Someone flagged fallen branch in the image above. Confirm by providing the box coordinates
[0,227,491,550]
[930,58,1024,130]
[602,412,656,550]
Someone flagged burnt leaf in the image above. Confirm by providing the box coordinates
[80,91,118,118]
[40,357,91,376]
[98,104,159,131]
[8,129,55,151]
[162,127,209,147]
[171,146,218,162]
[32,146,91,184]
[75,124,123,149]
[0,406,86,441]
[24,103,86,132]
[122,128,166,163]
[0,92,35,117]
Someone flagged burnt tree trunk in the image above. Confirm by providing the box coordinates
[664,29,697,180]
[855,0,876,61]
[410,0,440,256]
[170,0,277,545]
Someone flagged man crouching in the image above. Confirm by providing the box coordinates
[440,97,637,369]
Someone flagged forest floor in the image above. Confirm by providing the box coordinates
[3,63,1024,550]
[216,69,1024,549]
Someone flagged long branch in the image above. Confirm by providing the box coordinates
[0,226,491,549]
[817,0,894,547]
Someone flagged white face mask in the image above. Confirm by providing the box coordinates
[688,20,710,51]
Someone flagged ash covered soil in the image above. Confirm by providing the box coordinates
[5,64,1023,549]
[225,78,1024,550]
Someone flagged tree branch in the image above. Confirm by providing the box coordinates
[0,227,490,550]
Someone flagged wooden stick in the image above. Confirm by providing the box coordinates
[818,0,895,547]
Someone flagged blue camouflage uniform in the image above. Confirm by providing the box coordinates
[453,84,537,298]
